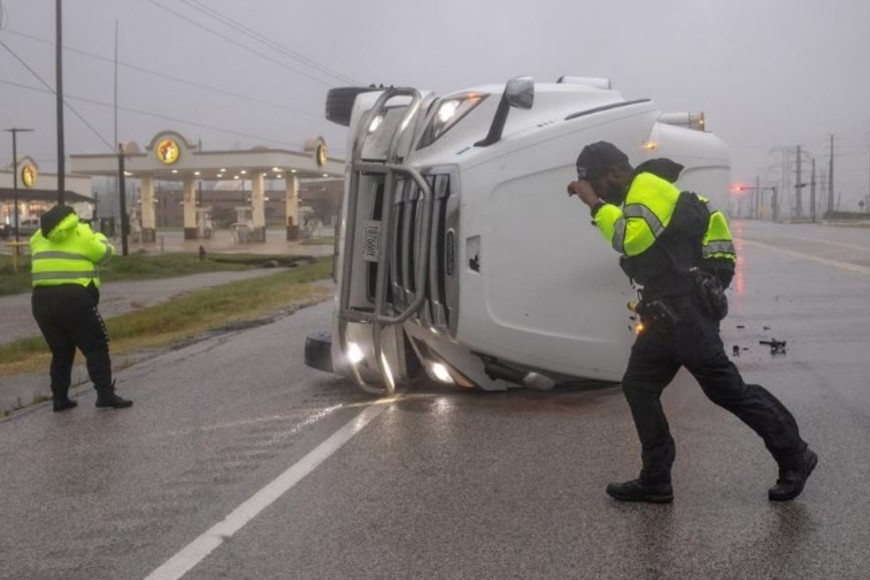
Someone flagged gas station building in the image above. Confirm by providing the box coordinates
[1,157,95,227]
[69,130,344,242]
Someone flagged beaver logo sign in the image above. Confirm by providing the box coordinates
[21,164,37,188]
[156,138,181,164]
[315,142,328,167]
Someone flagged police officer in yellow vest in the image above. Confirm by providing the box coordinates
[30,204,132,411]
[566,142,816,503]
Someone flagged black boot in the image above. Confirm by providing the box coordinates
[53,397,78,412]
[95,381,133,409]
[606,478,673,504]
[51,386,78,412]
[769,448,818,501]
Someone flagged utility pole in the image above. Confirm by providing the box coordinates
[117,144,129,256]
[114,20,119,148]
[795,145,803,219]
[828,134,834,214]
[4,127,34,243]
[755,175,761,218]
[810,158,817,223]
[769,146,792,222]
[56,0,66,204]
[772,186,779,223]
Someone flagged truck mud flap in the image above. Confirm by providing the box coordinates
[304,331,334,373]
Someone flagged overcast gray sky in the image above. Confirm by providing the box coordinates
[2,0,869,210]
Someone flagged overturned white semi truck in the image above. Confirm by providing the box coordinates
[304,76,729,395]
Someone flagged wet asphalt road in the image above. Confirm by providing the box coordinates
[1,220,869,579]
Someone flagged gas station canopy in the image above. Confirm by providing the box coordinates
[69,131,344,242]
[70,130,343,180]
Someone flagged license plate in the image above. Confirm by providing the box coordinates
[362,220,381,262]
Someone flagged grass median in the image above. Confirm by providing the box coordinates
[0,256,334,378]
[0,251,315,296]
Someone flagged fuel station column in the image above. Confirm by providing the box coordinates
[140,174,156,242]
[183,175,197,240]
[251,172,266,242]
[285,174,299,240]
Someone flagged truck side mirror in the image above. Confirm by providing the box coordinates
[475,76,534,147]
[505,76,534,109]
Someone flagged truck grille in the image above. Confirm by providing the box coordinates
[364,171,455,329]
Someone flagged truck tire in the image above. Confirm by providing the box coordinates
[325,87,379,127]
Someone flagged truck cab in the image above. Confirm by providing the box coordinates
[305,76,729,395]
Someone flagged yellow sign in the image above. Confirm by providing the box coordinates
[21,164,37,188]
[156,138,181,164]
[315,142,328,167]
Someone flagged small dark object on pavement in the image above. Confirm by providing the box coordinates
[732,345,740,356]
[760,338,787,355]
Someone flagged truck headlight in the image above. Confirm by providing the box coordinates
[347,341,365,364]
[430,362,455,384]
[417,92,487,149]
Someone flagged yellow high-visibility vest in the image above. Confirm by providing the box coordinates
[594,172,680,256]
[30,213,114,288]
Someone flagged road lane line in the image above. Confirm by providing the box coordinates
[753,233,870,253]
[742,239,870,275]
[144,401,390,580]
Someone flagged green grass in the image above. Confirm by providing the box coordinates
[0,257,334,377]
[301,236,336,246]
[0,252,312,296]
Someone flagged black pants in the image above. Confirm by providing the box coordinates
[32,284,113,397]
[622,295,806,484]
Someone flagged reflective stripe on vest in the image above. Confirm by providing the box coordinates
[611,219,626,254]
[703,240,736,257]
[32,251,92,262]
[624,203,665,237]
[703,209,735,261]
[611,204,666,255]
[32,270,99,282]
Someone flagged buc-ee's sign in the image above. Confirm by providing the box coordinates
[156,138,181,164]
[21,163,37,188]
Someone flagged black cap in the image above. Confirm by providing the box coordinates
[40,204,75,238]
[575,141,629,181]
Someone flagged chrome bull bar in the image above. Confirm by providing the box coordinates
[336,88,434,395]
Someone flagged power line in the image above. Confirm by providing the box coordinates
[0,38,114,151]
[145,0,338,88]
[180,0,359,85]
[1,28,322,119]
[0,77,305,149]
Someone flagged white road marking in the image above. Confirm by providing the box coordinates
[144,402,390,580]
[755,233,870,253]
[165,405,343,437]
[743,239,870,275]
